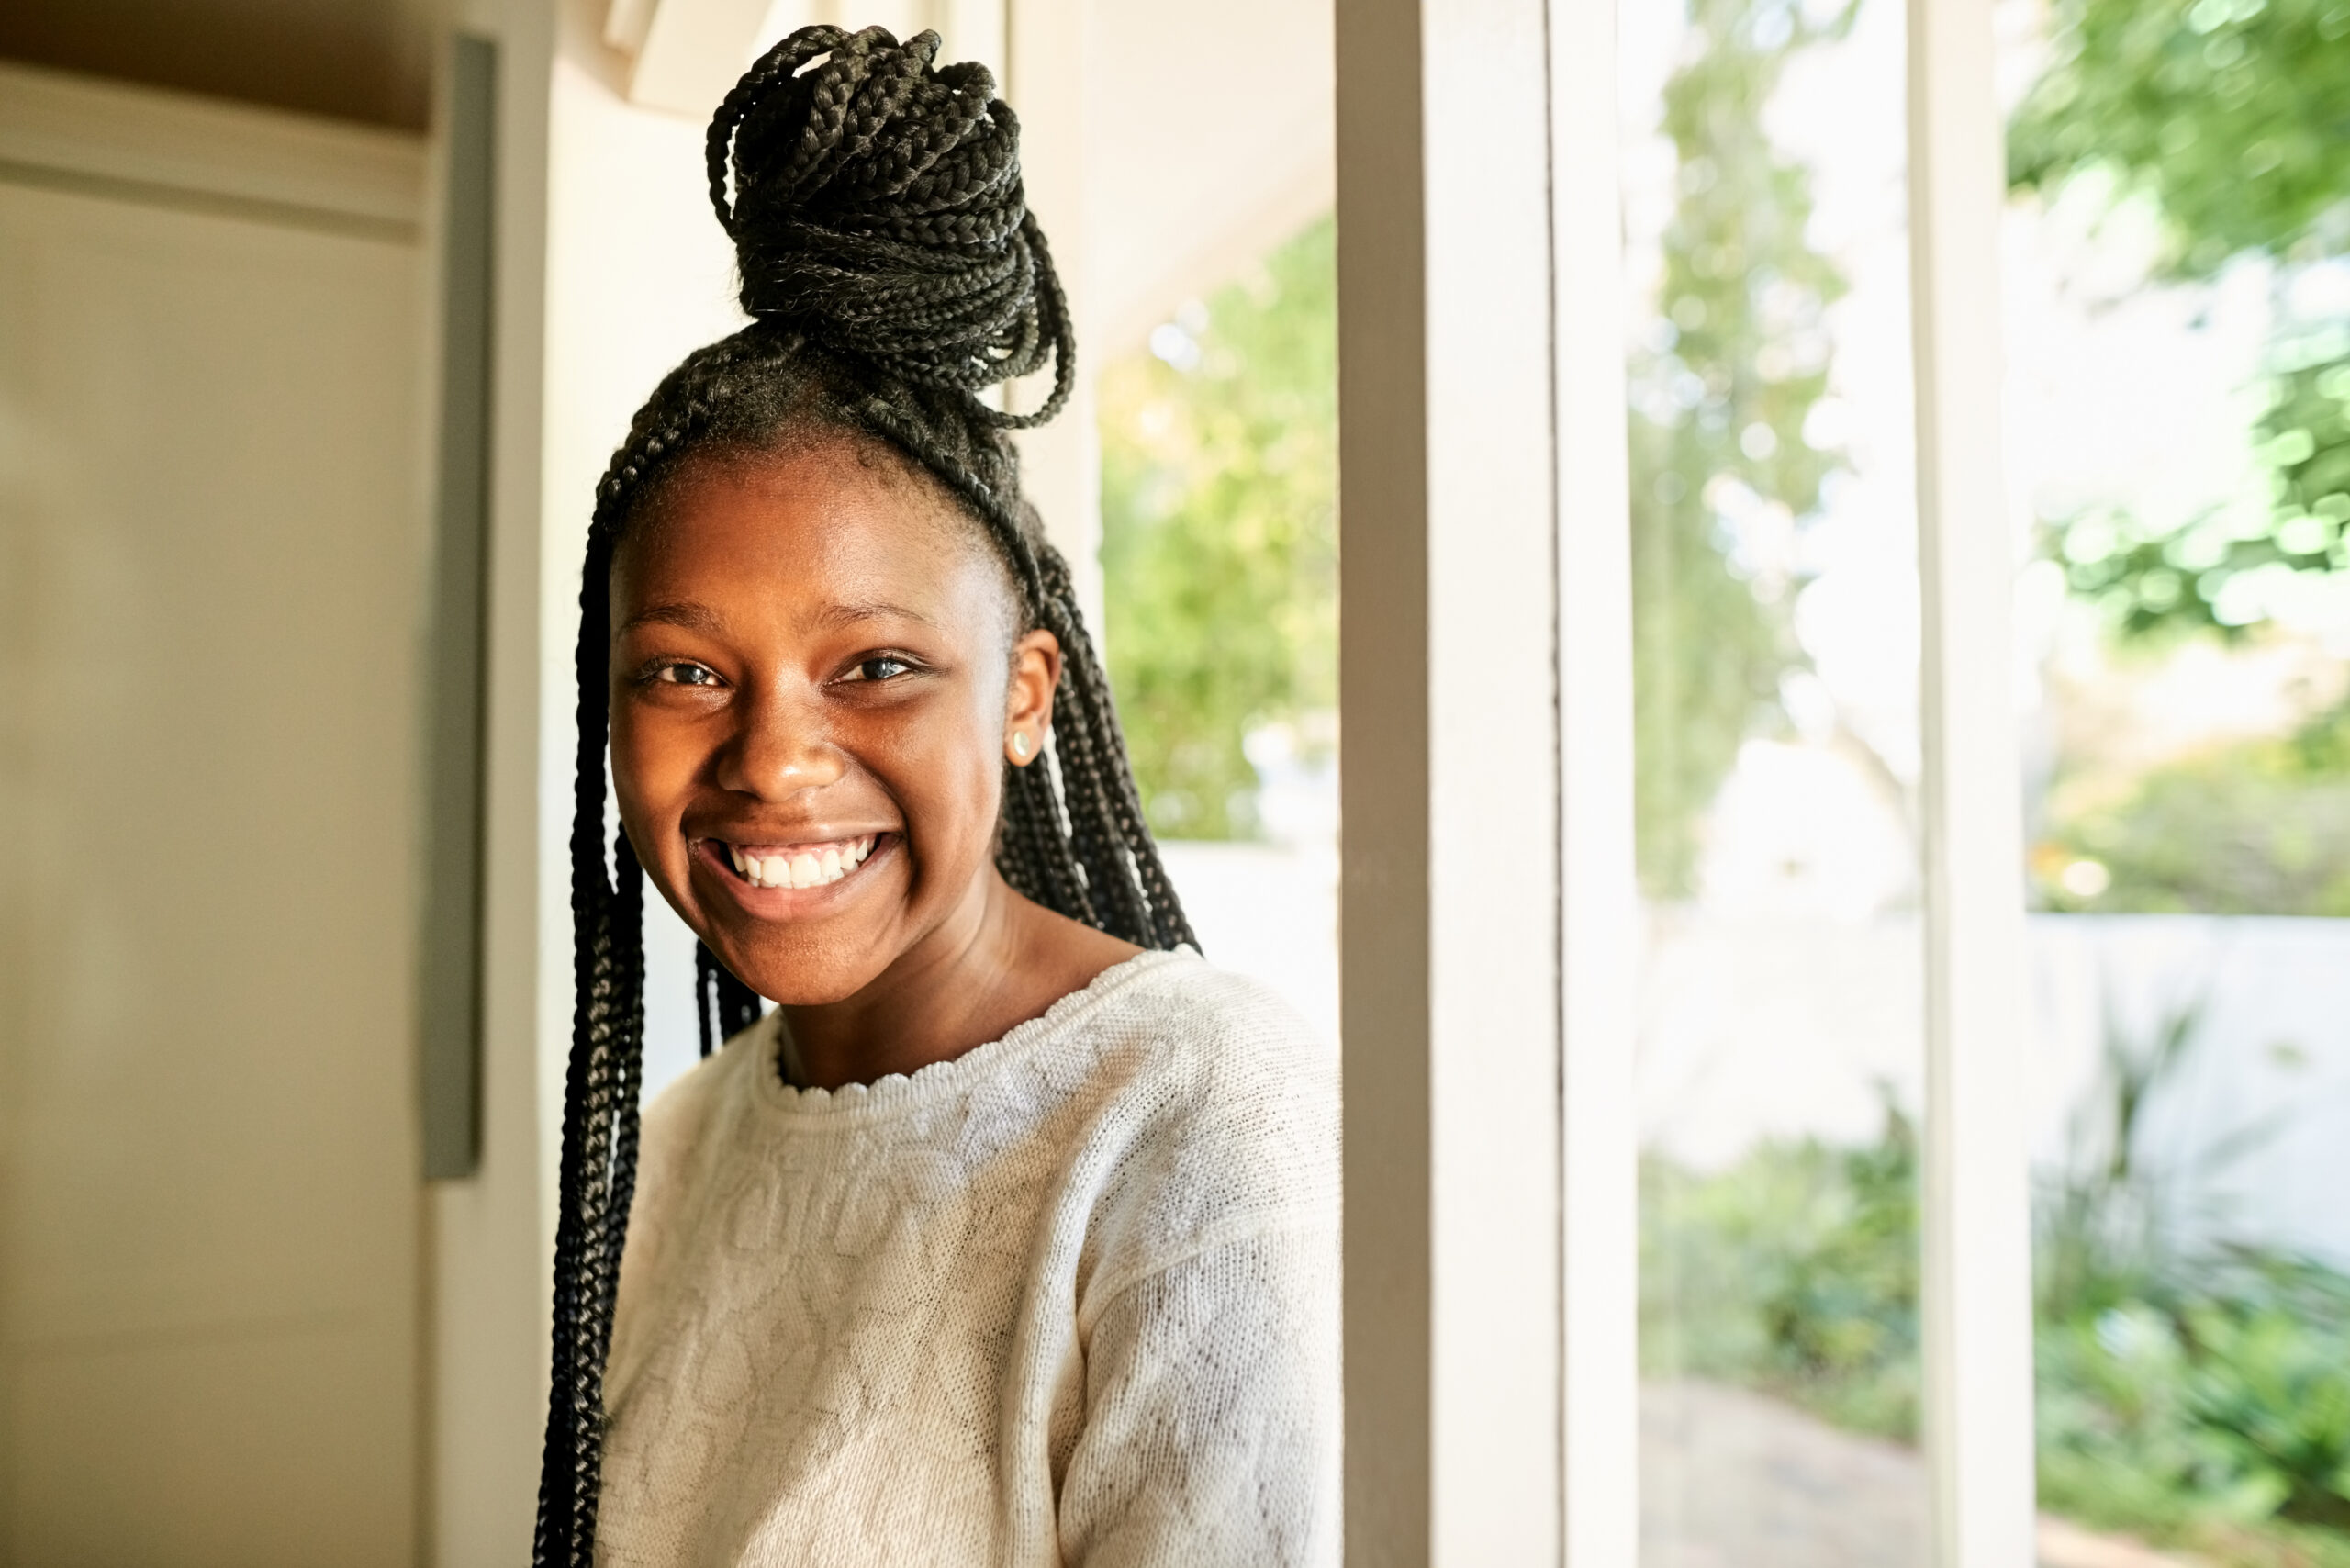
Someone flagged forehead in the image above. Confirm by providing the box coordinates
[612,438,1013,627]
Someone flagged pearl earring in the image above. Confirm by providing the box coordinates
[1011,731,1031,759]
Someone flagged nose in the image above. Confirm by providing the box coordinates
[714,683,845,799]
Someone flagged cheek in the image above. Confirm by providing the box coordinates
[608,696,690,835]
[894,683,1010,863]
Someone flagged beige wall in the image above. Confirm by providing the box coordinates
[0,0,448,129]
[0,66,431,1565]
[0,5,1348,1560]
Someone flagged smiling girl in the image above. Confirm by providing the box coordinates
[532,26,1338,1568]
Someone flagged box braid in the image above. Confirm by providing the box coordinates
[532,26,1193,1567]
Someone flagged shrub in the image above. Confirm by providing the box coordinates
[1639,989,2350,1560]
[1641,1096,1920,1441]
[2039,699,2350,917]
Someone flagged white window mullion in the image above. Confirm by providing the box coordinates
[1337,0,1564,1558]
[1547,0,1641,1563]
[1905,1,2039,1563]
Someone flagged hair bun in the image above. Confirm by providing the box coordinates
[707,25,1072,428]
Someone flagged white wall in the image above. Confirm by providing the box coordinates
[1635,909,2350,1268]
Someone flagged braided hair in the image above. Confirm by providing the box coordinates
[532,27,1194,1566]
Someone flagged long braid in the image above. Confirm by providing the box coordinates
[534,28,1192,1562]
[536,521,655,1565]
[695,943,766,1057]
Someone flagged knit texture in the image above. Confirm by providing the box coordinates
[598,950,1339,1567]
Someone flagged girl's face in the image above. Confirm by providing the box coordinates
[608,435,1059,1004]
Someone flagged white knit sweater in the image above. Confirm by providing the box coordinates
[598,948,1340,1567]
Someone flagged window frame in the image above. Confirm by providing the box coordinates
[1333,0,2039,1561]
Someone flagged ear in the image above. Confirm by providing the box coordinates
[1002,628,1061,767]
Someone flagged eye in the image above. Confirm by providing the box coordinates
[649,661,722,687]
[845,654,917,683]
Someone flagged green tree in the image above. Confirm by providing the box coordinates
[1098,2,1860,879]
[2009,0,2350,275]
[1628,0,1856,894]
[2010,0,2350,639]
[1098,218,1337,839]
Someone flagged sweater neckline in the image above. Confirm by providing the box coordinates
[743,946,1196,1121]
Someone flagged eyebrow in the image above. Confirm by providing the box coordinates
[811,599,941,633]
[616,599,941,637]
[617,601,726,637]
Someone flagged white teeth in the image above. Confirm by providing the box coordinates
[726,836,879,890]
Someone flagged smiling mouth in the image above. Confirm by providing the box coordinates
[715,834,879,890]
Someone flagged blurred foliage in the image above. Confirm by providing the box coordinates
[2039,1276,2350,1566]
[2011,0,2350,641]
[1101,0,1859,871]
[1097,218,1337,840]
[1628,0,1852,896]
[2034,994,2210,1320]
[2186,1291,2350,1531]
[1640,1095,1920,1441]
[2034,1251,2350,1562]
[2026,961,2350,1552]
[2009,0,2350,278]
[2046,331,2350,643]
[2037,696,2350,914]
[1647,992,2350,1560]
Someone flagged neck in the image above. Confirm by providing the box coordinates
[778,868,1034,1092]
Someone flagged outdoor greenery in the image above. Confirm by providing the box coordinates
[1088,0,2350,1556]
[1634,0,2350,1553]
[2028,993,2350,1562]
[1098,1,1860,866]
[1097,218,1337,840]
[1643,1003,2350,1564]
[2039,696,2350,916]
[2009,0,2350,277]
[1626,0,1852,895]
[2012,0,2350,916]
[2012,0,2350,642]
[1641,1097,1921,1440]
[1092,0,2348,861]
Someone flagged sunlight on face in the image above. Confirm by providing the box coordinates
[608,436,1027,1005]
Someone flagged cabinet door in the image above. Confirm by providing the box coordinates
[0,167,423,1567]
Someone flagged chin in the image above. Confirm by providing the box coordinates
[699,912,900,1007]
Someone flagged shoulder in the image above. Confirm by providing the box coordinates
[1059,951,1339,1304]
[1075,949,1337,1137]
[630,1013,777,1208]
[648,1012,770,1126]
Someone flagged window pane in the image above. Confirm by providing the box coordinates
[1618,0,1930,1561]
[1098,217,1341,1046]
[2003,0,2350,1561]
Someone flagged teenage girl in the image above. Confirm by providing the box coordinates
[532,26,1339,1568]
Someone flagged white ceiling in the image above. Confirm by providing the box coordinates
[0,0,1334,346]
[1083,0,1333,356]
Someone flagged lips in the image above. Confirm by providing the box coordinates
[715,834,878,890]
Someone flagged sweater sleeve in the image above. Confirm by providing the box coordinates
[1055,1222,1340,1568]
